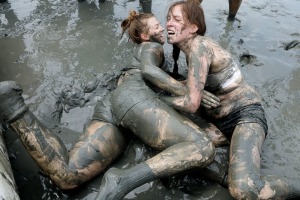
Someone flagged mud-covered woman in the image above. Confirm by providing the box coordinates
[160,1,300,199]
[0,11,228,193]
[92,10,231,199]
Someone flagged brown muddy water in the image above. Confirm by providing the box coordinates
[0,0,300,199]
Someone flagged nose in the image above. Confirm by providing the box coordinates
[166,19,173,27]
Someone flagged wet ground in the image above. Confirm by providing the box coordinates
[0,0,300,199]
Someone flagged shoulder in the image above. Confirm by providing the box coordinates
[191,36,217,56]
[193,36,213,48]
[140,42,164,60]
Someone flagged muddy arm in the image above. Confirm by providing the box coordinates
[161,43,212,113]
[140,43,220,108]
[140,43,187,96]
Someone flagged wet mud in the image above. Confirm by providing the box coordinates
[0,0,300,199]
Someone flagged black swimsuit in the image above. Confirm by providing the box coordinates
[211,103,268,140]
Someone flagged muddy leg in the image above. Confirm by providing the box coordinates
[200,145,229,186]
[259,175,300,199]
[0,80,127,189]
[68,121,127,185]
[95,99,215,200]
[95,141,214,200]
[228,0,242,21]
[228,123,265,199]
[11,111,74,189]
[11,112,126,189]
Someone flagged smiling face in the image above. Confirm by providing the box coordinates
[166,4,196,45]
[143,17,165,45]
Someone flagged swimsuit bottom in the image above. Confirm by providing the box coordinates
[212,103,268,140]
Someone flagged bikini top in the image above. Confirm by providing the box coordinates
[205,61,240,92]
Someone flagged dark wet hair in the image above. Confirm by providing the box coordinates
[168,0,206,36]
[121,10,154,44]
[169,0,206,74]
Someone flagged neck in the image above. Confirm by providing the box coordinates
[177,34,197,55]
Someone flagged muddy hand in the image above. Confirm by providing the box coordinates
[201,90,220,109]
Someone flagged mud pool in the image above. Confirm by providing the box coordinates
[0,0,299,199]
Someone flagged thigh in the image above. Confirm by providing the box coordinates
[229,122,265,187]
[120,98,210,150]
[182,111,229,146]
[230,122,265,164]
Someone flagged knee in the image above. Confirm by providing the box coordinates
[228,179,260,200]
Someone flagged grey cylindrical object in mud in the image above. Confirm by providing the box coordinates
[140,0,152,13]
[0,126,20,200]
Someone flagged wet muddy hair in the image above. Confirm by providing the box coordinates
[170,0,206,75]
[121,10,154,44]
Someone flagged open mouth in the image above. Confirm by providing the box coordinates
[167,30,175,36]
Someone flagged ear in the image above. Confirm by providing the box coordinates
[189,24,198,34]
[141,33,150,41]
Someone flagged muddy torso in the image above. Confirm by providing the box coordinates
[111,69,157,124]
[110,43,157,124]
[196,37,262,119]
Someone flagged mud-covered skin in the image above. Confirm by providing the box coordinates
[134,42,188,96]
[228,123,296,199]
[132,32,220,108]
[162,145,230,189]
[94,65,220,199]
[163,36,261,116]
[229,123,265,199]
[10,111,126,190]
[127,40,226,144]
[1,15,225,196]
[94,38,222,200]
[165,3,300,199]
[0,21,224,195]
